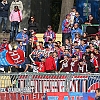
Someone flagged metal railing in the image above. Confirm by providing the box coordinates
[0,72,99,93]
[81,24,100,32]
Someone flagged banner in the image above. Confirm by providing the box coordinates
[0,93,44,100]
[0,49,25,67]
[18,75,100,93]
[47,92,95,100]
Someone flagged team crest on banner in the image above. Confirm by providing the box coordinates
[0,49,25,66]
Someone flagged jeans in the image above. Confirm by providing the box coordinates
[0,17,7,32]
[10,21,19,41]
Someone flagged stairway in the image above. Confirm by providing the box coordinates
[0,33,10,43]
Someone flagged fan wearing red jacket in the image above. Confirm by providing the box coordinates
[45,52,56,73]
[24,56,45,72]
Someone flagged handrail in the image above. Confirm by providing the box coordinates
[0,72,100,76]
[81,24,100,32]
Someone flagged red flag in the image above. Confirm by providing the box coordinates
[6,48,25,65]
[88,96,95,100]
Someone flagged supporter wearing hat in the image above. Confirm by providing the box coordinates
[23,28,27,31]
[16,28,28,45]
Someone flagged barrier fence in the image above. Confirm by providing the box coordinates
[0,72,99,100]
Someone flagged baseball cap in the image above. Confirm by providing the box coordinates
[47,25,52,28]
[3,38,7,41]
[31,31,36,34]
[23,28,27,31]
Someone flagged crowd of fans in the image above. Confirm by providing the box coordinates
[0,0,100,73]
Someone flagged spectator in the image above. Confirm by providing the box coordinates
[93,34,100,47]
[94,47,100,72]
[26,38,33,63]
[70,6,77,25]
[30,31,38,49]
[16,28,28,44]
[17,41,25,52]
[62,14,72,45]
[84,46,91,56]
[70,55,79,72]
[24,56,45,72]
[0,38,12,51]
[71,23,83,42]
[10,0,23,12]
[9,6,22,41]
[73,33,81,45]
[90,52,99,72]
[85,14,98,34]
[0,0,10,33]
[65,38,71,53]
[57,41,61,47]
[74,46,83,59]
[89,42,95,52]
[81,32,88,42]
[78,59,88,73]
[28,16,38,36]
[74,12,84,29]
[85,55,95,73]
[95,88,100,100]
[45,52,56,73]
[53,51,60,71]
[16,28,28,55]
[47,39,54,51]
[39,41,44,50]
[59,55,70,73]
[43,25,56,47]
[80,39,88,53]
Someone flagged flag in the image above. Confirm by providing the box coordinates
[88,96,95,100]
[0,49,25,67]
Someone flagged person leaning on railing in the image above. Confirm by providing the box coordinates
[85,14,99,34]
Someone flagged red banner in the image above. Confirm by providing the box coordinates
[6,49,25,65]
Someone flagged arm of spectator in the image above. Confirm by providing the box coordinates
[9,10,14,22]
[0,4,4,11]
[59,67,63,73]
[29,53,35,63]
[85,22,91,25]
[62,20,65,31]
[53,59,56,71]
[19,10,23,21]
[24,64,31,72]
[4,4,10,11]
